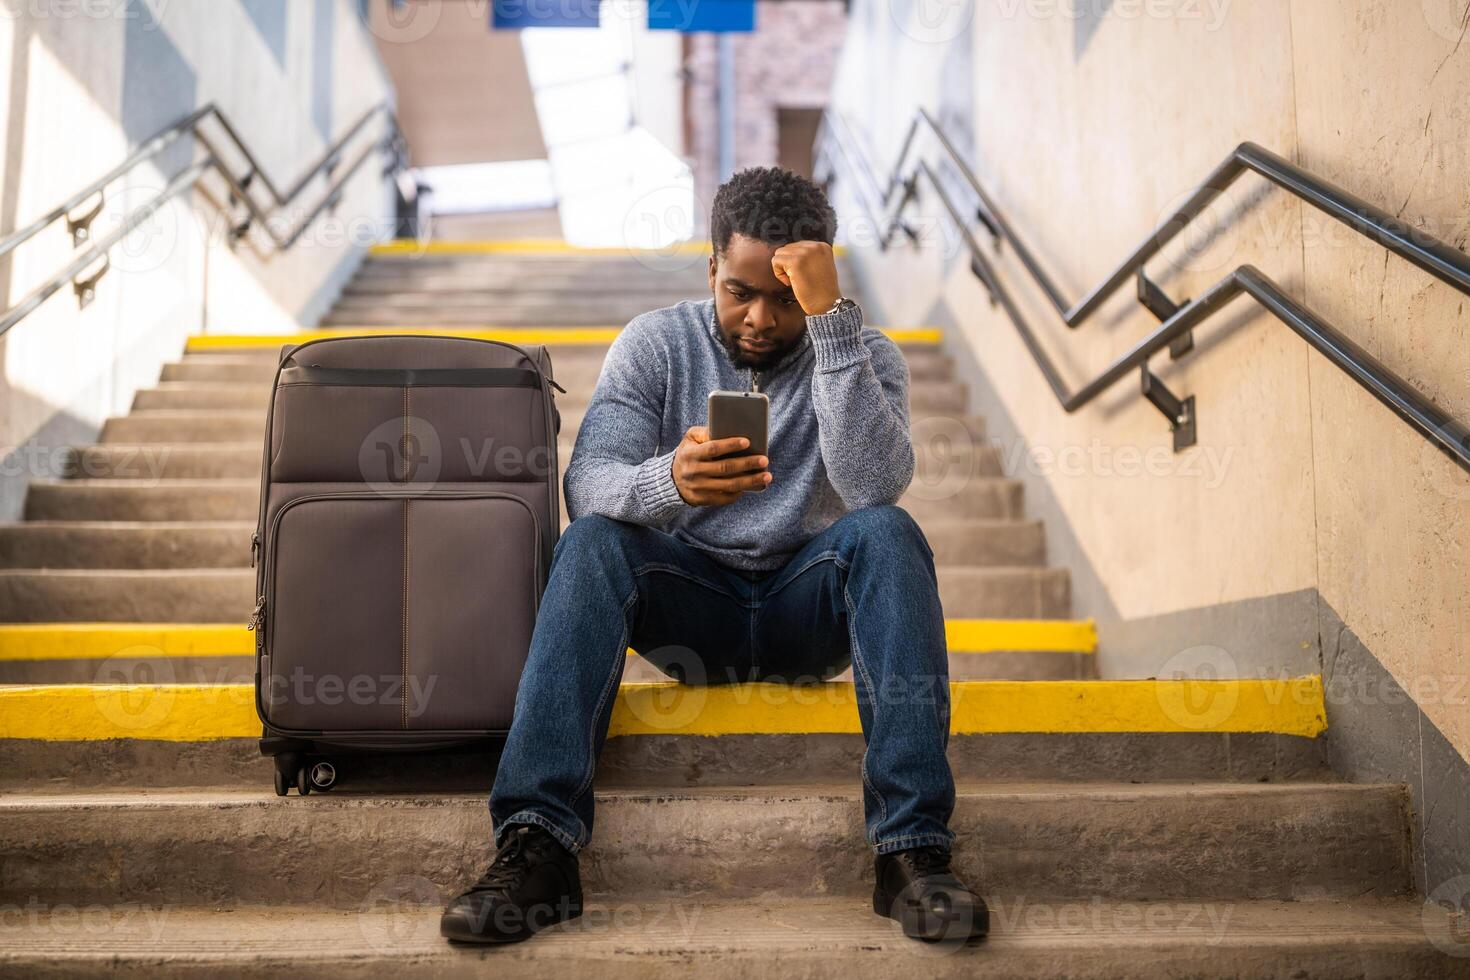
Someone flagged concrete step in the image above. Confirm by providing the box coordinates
[332,292,704,313]
[0,563,1064,621]
[924,518,1044,565]
[358,253,721,274]
[60,443,264,480]
[57,437,1008,484]
[100,411,264,444]
[0,521,253,568]
[344,276,708,295]
[132,384,268,411]
[353,257,710,274]
[94,408,988,445]
[1,897,1464,978]
[1,607,1094,682]
[163,349,958,384]
[938,567,1070,618]
[187,326,939,354]
[0,653,254,684]
[0,782,1410,908]
[0,726,1330,792]
[319,307,921,327]
[129,379,972,415]
[0,568,251,621]
[22,480,259,522]
[19,476,1022,523]
[0,516,1043,570]
[1,648,1090,686]
[322,309,693,329]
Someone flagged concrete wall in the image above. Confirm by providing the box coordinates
[827,0,1469,894]
[369,0,544,167]
[0,0,396,520]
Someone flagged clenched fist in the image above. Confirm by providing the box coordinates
[672,426,772,506]
[769,240,841,316]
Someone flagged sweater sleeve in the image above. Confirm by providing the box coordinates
[805,301,915,508]
[563,322,690,527]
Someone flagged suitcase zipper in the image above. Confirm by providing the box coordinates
[246,595,266,633]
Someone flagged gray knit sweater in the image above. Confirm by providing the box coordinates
[562,296,914,571]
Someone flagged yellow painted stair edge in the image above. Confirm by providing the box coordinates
[0,677,1326,741]
[185,326,942,351]
[367,239,847,258]
[0,620,1096,660]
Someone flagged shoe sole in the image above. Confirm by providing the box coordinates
[873,888,989,943]
[441,902,584,944]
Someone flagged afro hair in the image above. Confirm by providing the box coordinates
[710,166,838,258]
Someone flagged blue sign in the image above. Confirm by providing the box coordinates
[492,0,601,29]
[647,0,755,32]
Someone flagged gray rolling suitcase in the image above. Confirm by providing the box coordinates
[248,334,564,795]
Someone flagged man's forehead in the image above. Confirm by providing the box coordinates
[717,238,795,291]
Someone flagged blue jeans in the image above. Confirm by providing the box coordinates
[488,504,956,856]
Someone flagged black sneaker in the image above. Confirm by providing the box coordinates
[873,845,989,943]
[440,824,584,944]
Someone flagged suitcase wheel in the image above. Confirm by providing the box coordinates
[309,761,338,792]
[273,752,309,797]
[270,753,338,796]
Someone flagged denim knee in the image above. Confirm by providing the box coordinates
[832,504,933,562]
[554,513,637,564]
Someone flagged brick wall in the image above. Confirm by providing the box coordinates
[684,1,848,234]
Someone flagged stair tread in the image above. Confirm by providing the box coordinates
[0,778,1415,916]
[0,780,1393,811]
[0,564,1056,576]
[1,897,1458,973]
[25,476,1020,489]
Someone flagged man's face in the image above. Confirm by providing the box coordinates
[707,233,808,372]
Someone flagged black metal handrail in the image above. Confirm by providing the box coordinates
[0,101,407,338]
[814,109,1470,474]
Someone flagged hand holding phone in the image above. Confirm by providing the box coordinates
[671,393,772,506]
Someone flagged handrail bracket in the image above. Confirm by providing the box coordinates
[71,253,110,309]
[65,194,105,247]
[1140,364,1196,451]
[1136,268,1194,358]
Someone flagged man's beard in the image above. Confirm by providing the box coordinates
[718,331,800,373]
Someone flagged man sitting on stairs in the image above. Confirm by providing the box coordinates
[440,166,988,946]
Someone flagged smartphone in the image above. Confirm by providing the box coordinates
[707,390,769,461]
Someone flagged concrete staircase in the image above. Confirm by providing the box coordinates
[0,246,1464,976]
